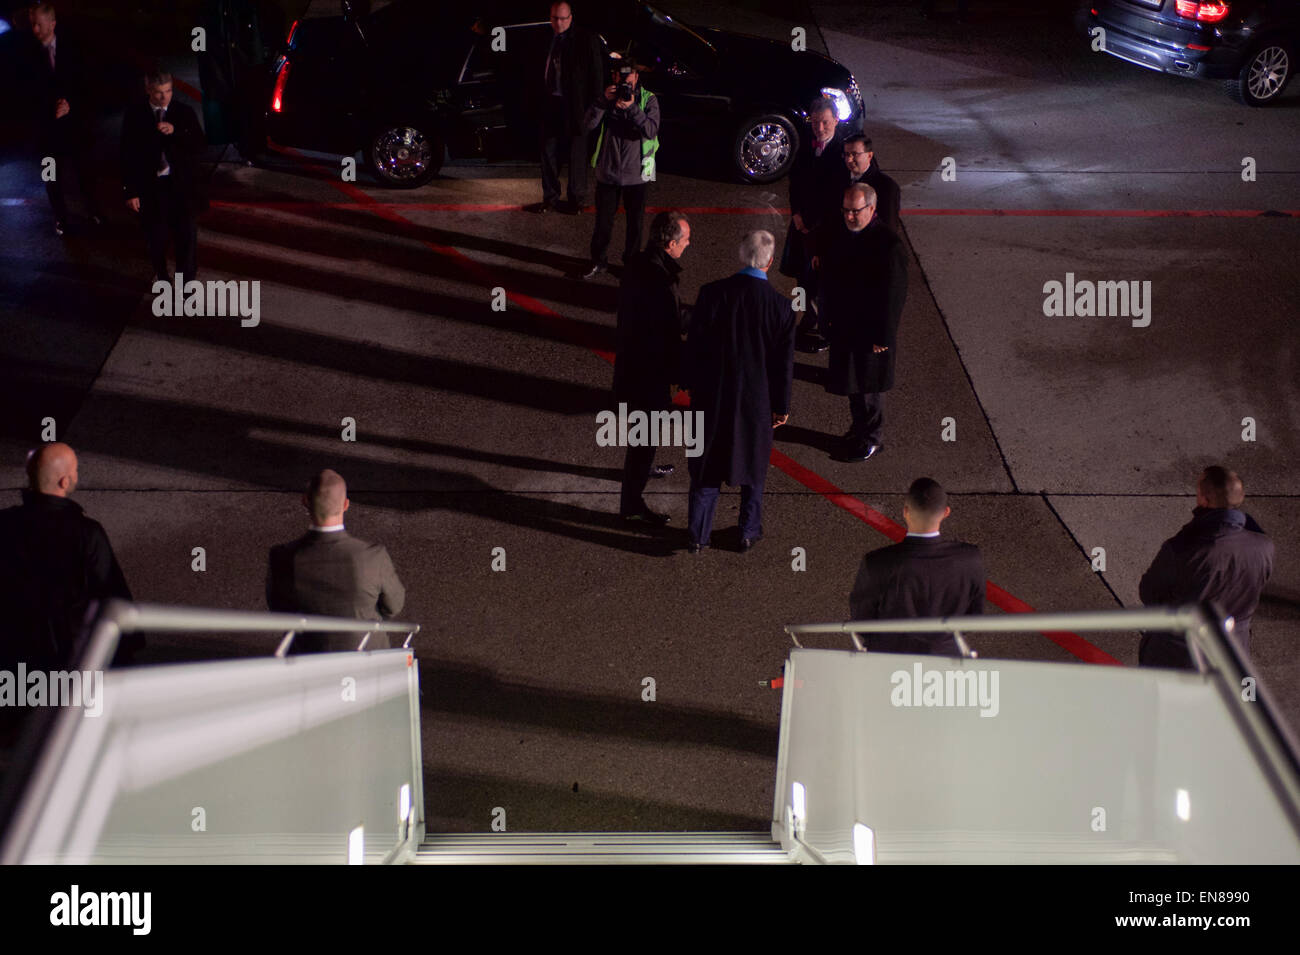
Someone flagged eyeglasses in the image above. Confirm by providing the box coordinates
[842,205,870,214]
[844,150,867,157]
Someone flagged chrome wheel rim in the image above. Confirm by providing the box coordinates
[372,126,433,181]
[1247,46,1288,101]
[740,123,792,177]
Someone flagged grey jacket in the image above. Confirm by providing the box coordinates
[584,85,660,187]
[267,529,405,651]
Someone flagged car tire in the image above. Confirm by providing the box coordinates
[731,113,799,184]
[364,121,444,188]
[1225,39,1292,106]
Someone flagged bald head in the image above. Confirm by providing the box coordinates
[27,442,78,496]
[305,469,349,525]
[1197,466,1244,510]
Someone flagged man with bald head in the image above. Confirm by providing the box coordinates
[266,469,406,652]
[1138,465,1273,667]
[0,443,132,671]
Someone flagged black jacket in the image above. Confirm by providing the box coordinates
[27,30,91,153]
[0,490,132,670]
[537,25,605,135]
[684,273,795,487]
[120,97,207,210]
[850,536,985,655]
[817,216,909,394]
[1138,508,1273,665]
[613,246,683,407]
[788,132,843,230]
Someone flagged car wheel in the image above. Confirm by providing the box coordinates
[1225,40,1292,106]
[365,122,443,188]
[732,113,799,184]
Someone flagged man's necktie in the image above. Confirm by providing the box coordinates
[155,109,170,176]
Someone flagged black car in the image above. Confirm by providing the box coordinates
[266,0,864,187]
[1088,0,1297,105]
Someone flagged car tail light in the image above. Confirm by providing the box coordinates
[271,58,290,113]
[286,19,299,46]
[1175,0,1229,22]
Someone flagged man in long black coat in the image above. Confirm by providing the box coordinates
[0,443,133,674]
[121,70,206,281]
[782,98,843,351]
[850,478,984,655]
[1138,466,1273,668]
[27,3,103,235]
[614,211,691,524]
[682,230,796,553]
[815,182,909,462]
[528,2,605,214]
[838,134,900,235]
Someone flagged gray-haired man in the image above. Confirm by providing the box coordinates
[682,231,796,552]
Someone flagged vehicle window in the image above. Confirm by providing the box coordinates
[459,22,551,85]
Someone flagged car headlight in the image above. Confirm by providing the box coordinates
[820,86,853,121]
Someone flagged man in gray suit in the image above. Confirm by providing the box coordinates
[267,469,405,652]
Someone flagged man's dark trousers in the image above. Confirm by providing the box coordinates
[541,97,588,206]
[142,176,196,280]
[688,473,766,545]
[849,392,884,443]
[44,145,101,224]
[621,434,657,515]
[592,181,647,266]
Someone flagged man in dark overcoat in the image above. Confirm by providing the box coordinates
[1138,465,1273,668]
[838,134,900,236]
[815,182,908,462]
[782,97,843,352]
[614,210,691,525]
[527,2,605,214]
[682,230,796,553]
[27,2,104,235]
[121,70,207,281]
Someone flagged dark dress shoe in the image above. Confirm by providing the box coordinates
[740,533,763,551]
[580,263,607,280]
[524,201,553,213]
[834,441,881,463]
[687,541,708,554]
[650,463,674,478]
[54,220,67,237]
[621,507,670,527]
[796,335,829,354]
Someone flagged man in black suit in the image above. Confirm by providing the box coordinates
[683,230,796,553]
[815,183,909,463]
[28,3,102,236]
[850,477,984,655]
[120,70,205,282]
[840,135,900,235]
[782,97,842,353]
[0,443,133,674]
[527,2,604,214]
[1138,466,1274,668]
[267,469,406,653]
[614,210,691,526]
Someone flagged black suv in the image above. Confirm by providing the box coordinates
[266,0,864,187]
[1088,0,1297,105]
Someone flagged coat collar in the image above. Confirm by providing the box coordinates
[20,488,83,514]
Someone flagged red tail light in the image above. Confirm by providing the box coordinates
[1175,0,1230,22]
[271,58,290,113]
[286,19,299,46]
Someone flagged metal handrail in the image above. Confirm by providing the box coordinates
[0,600,426,865]
[779,603,1300,848]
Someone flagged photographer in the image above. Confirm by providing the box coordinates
[580,54,660,280]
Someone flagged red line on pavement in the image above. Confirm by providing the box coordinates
[273,146,1118,664]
